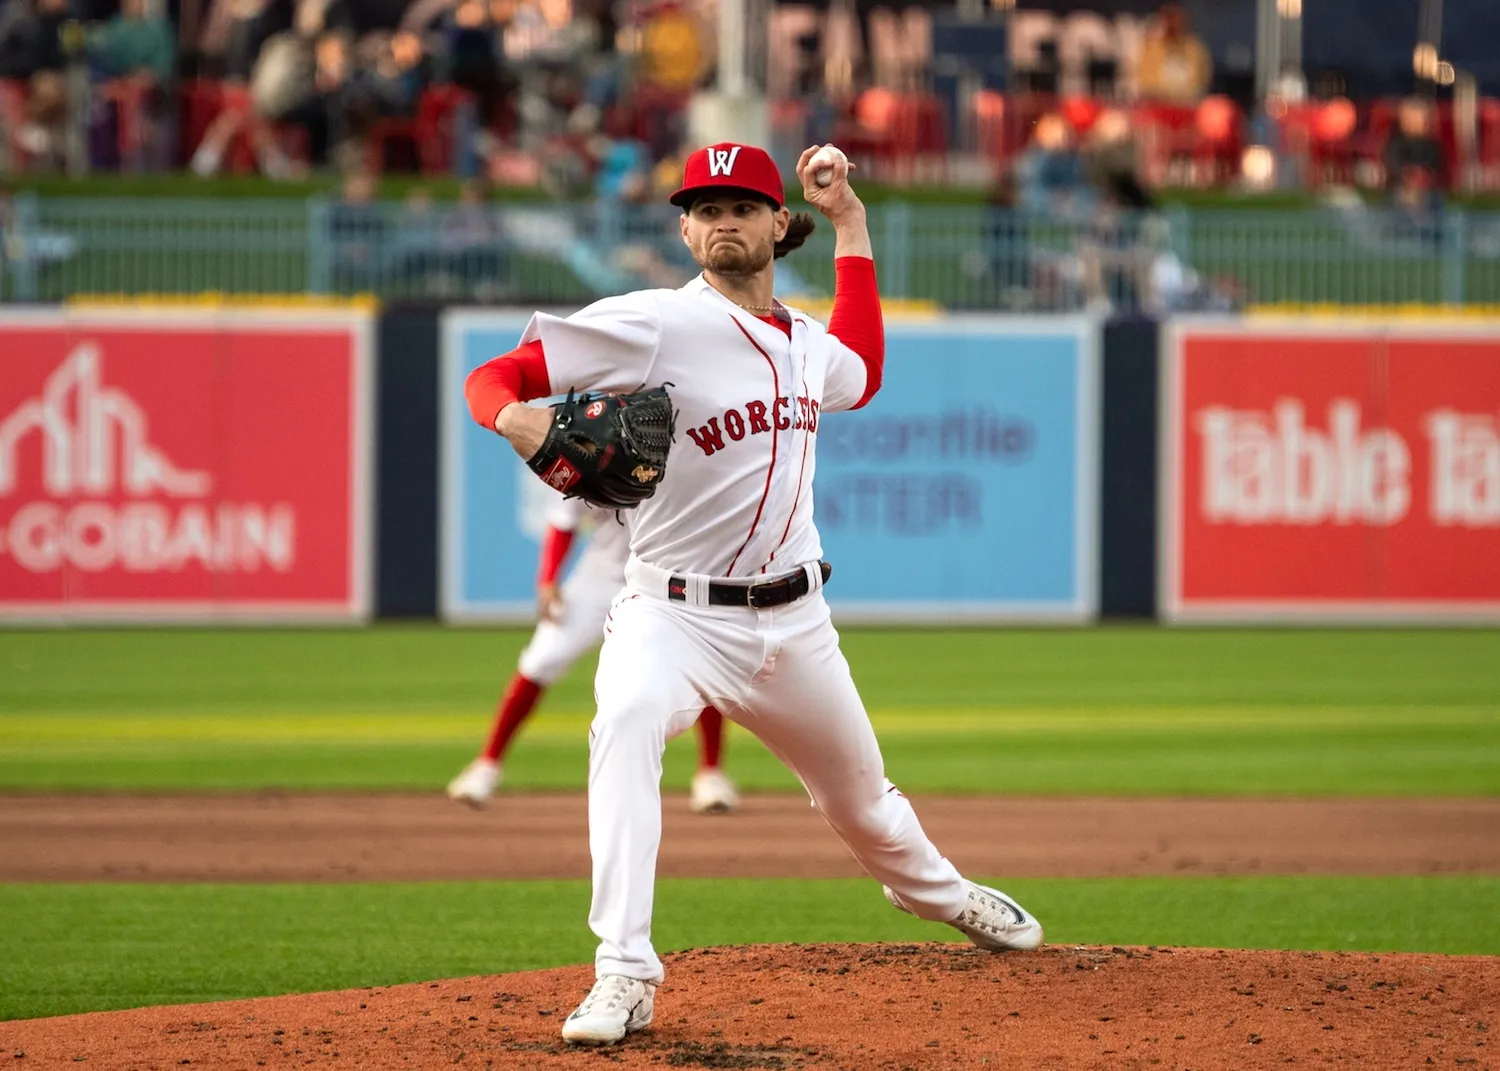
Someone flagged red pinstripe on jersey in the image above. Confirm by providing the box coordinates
[724,318,782,577]
[762,318,813,574]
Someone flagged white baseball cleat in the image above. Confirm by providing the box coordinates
[560,974,657,1045]
[690,768,739,814]
[885,880,1044,952]
[446,758,500,808]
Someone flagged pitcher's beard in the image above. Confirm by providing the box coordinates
[700,241,772,277]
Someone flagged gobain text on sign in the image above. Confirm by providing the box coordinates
[1163,325,1500,620]
[0,314,371,620]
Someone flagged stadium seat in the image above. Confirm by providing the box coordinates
[1273,97,1359,186]
[177,78,225,166]
[411,84,475,175]
[1132,101,1198,186]
[1479,98,1500,189]
[365,115,420,174]
[1193,95,1244,186]
[973,88,1006,164]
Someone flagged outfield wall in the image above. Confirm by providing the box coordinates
[3,305,1496,625]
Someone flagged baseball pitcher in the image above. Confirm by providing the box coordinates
[464,141,1044,1046]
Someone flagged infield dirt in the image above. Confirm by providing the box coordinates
[3,793,1498,881]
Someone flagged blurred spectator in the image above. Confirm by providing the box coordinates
[1015,112,1090,218]
[437,0,517,175]
[1085,107,1152,210]
[347,28,426,122]
[1384,97,1444,213]
[189,0,280,177]
[0,0,43,79]
[1,0,75,170]
[91,0,174,85]
[236,0,354,173]
[507,0,596,69]
[1137,4,1211,105]
[89,0,176,170]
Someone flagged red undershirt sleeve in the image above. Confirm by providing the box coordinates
[463,339,552,430]
[536,526,576,585]
[826,256,885,409]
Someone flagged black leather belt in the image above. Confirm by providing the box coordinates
[668,562,833,608]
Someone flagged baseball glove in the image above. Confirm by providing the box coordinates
[526,386,675,509]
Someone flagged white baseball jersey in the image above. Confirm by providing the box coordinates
[520,276,871,578]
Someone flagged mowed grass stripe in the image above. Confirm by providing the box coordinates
[2,876,1497,1022]
[4,628,1499,713]
[3,704,1496,744]
[1,715,1496,794]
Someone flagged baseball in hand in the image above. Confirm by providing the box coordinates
[809,144,848,187]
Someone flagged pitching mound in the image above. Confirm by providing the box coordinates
[5,943,1495,1069]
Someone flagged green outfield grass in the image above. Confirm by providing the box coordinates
[2,627,1497,795]
[2,876,1496,1021]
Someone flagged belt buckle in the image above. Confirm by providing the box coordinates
[746,579,781,608]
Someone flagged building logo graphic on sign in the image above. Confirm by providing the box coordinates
[0,343,295,577]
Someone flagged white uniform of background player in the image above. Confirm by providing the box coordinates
[447,492,738,813]
[523,494,627,675]
[465,141,1043,1047]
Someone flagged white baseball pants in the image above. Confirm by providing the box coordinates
[516,563,620,686]
[587,559,970,982]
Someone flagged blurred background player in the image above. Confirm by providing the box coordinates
[447,491,739,814]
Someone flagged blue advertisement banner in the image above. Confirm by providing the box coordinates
[442,311,546,622]
[815,318,1098,621]
[442,311,1098,623]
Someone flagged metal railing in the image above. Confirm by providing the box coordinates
[5,192,1500,310]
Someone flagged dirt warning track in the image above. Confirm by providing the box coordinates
[3,793,1497,882]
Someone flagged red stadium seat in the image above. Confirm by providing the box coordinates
[1193,95,1244,186]
[1272,97,1360,186]
[1479,98,1500,189]
[412,84,475,175]
[880,92,947,183]
[1132,100,1198,186]
[177,77,225,166]
[973,88,1006,164]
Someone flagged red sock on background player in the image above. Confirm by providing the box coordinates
[482,674,543,762]
[697,705,724,768]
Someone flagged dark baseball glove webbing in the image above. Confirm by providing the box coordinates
[526,386,675,509]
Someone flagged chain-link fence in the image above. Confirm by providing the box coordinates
[6,192,1500,310]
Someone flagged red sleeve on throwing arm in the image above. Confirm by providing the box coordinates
[464,339,552,430]
[826,256,885,409]
[536,526,577,585]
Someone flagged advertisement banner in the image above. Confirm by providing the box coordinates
[443,311,1098,623]
[1161,320,1500,622]
[442,311,545,621]
[0,309,372,622]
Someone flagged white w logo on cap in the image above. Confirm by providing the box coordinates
[707,146,741,177]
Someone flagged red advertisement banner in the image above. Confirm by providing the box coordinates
[1163,322,1500,621]
[0,311,371,621]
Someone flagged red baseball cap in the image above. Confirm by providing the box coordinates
[669,142,785,209]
